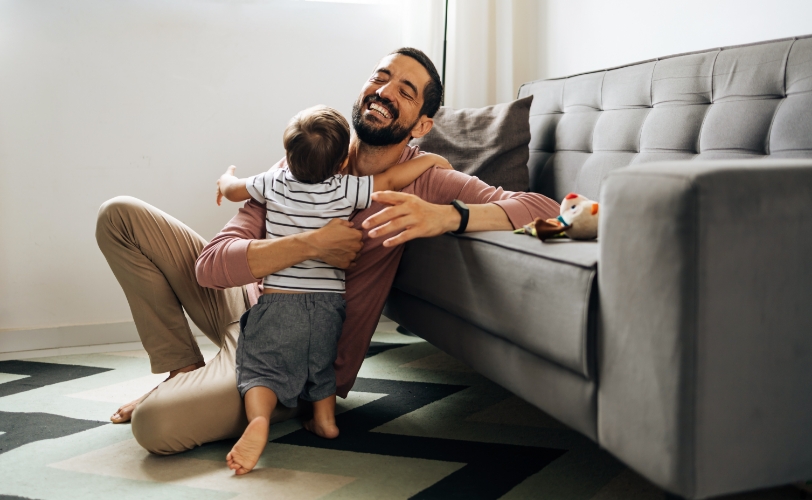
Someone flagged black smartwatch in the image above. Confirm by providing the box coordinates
[450,199,469,234]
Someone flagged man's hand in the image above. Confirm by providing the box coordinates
[247,219,363,279]
[362,191,460,247]
[306,219,364,268]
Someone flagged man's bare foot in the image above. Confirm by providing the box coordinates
[109,360,204,423]
[226,417,269,475]
[110,392,151,423]
[303,416,339,439]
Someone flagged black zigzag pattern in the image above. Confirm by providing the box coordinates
[0,411,107,455]
[275,378,566,500]
[0,361,112,456]
[0,361,112,398]
[364,341,409,359]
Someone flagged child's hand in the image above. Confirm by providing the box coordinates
[430,154,453,170]
[216,165,237,206]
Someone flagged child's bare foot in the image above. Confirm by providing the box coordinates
[303,416,339,439]
[304,394,339,439]
[226,417,269,475]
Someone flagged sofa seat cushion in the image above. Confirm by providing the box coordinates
[392,231,598,379]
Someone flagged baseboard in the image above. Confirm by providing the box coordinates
[1,315,393,361]
[0,320,211,361]
[0,340,145,361]
[0,337,215,361]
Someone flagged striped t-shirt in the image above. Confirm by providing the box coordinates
[245,166,373,293]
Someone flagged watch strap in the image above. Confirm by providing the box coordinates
[451,199,469,234]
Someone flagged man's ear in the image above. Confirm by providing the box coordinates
[409,116,434,140]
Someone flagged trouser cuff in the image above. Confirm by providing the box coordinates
[150,354,205,374]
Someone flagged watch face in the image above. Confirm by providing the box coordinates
[454,200,469,210]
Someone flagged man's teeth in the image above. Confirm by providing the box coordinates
[369,103,391,119]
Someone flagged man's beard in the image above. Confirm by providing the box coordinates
[352,95,417,147]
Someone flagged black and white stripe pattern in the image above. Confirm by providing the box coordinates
[246,166,373,292]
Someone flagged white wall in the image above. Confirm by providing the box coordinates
[414,0,812,109]
[545,0,812,79]
[4,0,812,348]
[0,0,403,336]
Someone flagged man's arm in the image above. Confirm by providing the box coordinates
[246,219,363,278]
[362,193,512,247]
[361,168,559,247]
[196,197,363,289]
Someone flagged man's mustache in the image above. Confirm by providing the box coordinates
[363,94,398,120]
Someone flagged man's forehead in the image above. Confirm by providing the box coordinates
[374,54,430,88]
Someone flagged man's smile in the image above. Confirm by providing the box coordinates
[361,95,398,125]
[368,102,391,119]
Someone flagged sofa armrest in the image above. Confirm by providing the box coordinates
[597,159,812,499]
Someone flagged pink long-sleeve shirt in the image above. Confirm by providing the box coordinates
[196,145,559,397]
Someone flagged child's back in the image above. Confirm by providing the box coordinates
[245,162,371,292]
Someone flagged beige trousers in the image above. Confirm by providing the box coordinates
[96,196,295,455]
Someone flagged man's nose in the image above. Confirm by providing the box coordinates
[376,82,397,102]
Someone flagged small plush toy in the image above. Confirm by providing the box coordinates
[515,193,599,242]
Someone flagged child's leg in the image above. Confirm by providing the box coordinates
[226,386,277,475]
[303,393,339,439]
[301,294,345,440]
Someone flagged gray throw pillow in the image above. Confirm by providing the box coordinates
[411,95,533,192]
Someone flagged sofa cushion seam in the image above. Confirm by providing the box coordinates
[451,234,597,270]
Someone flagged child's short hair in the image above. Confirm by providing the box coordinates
[283,105,350,184]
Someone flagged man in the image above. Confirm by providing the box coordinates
[96,47,559,454]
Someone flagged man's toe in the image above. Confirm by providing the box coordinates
[110,403,135,423]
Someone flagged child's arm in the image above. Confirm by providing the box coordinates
[372,153,452,192]
[216,165,252,206]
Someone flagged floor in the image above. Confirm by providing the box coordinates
[0,317,806,500]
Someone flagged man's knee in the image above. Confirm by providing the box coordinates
[95,196,140,245]
[131,396,184,455]
[131,376,246,455]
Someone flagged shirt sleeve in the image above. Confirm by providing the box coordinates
[195,198,265,289]
[245,171,271,204]
[195,158,290,290]
[409,167,560,228]
[345,175,373,210]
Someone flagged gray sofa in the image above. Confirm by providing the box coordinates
[383,35,812,499]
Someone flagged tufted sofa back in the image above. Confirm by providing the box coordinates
[518,35,812,201]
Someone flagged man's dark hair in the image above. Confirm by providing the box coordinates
[391,47,443,118]
[283,105,350,184]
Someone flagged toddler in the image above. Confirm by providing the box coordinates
[215,105,450,474]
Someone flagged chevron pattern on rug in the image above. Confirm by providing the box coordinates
[0,319,804,499]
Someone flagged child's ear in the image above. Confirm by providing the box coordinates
[339,156,349,173]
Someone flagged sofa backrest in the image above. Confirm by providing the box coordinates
[518,35,812,201]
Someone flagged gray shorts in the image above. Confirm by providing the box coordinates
[235,293,345,407]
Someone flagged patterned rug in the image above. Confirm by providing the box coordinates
[0,318,804,500]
